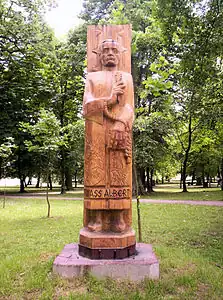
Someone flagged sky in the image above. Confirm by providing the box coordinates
[44,0,83,39]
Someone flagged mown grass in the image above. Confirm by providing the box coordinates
[0,197,223,299]
[150,186,223,201]
[1,184,222,201]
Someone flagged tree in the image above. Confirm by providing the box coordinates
[62,120,85,188]
[20,109,63,217]
[156,0,223,191]
[0,0,58,192]
[48,28,85,193]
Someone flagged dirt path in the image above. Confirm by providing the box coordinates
[2,194,223,206]
[136,199,223,206]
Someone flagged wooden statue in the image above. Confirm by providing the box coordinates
[79,25,136,259]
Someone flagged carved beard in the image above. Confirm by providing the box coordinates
[101,55,119,67]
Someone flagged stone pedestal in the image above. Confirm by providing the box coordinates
[54,25,160,282]
[53,243,159,281]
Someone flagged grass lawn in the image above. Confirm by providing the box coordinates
[1,184,222,201]
[150,185,223,201]
[0,198,223,299]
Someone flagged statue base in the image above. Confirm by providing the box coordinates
[79,228,136,259]
[53,243,159,281]
[79,244,136,260]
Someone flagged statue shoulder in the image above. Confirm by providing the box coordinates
[87,71,104,80]
[121,71,133,80]
[120,72,133,86]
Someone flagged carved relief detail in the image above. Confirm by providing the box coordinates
[84,129,105,186]
[110,150,129,187]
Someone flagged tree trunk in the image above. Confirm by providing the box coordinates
[182,162,188,192]
[150,169,154,192]
[137,169,146,195]
[60,150,66,194]
[180,164,183,189]
[209,176,212,187]
[65,169,73,191]
[202,165,206,188]
[48,175,53,191]
[18,146,25,193]
[146,167,152,193]
[196,177,202,185]
[61,171,66,194]
[132,166,146,196]
[19,176,25,193]
[140,168,146,190]
[36,173,41,188]
[207,173,210,188]
[24,179,27,188]
[182,115,192,192]
[46,169,50,218]
[74,170,78,188]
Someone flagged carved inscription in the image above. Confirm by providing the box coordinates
[84,188,130,199]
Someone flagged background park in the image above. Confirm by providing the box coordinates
[0,0,223,299]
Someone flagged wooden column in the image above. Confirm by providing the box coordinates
[78,25,136,259]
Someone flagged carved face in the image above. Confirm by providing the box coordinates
[100,41,120,67]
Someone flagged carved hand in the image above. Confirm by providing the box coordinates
[108,81,126,107]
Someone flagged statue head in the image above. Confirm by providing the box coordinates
[93,39,126,68]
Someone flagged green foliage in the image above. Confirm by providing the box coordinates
[79,0,223,191]
[0,138,15,161]
[20,109,63,154]
[134,113,171,169]
[0,0,86,189]
[1,0,222,192]
[141,56,175,98]
[0,0,59,188]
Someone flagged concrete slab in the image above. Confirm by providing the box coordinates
[53,243,159,281]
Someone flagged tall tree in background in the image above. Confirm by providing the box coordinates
[1,1,86,191]
[0,0,57,191]
[157,0,223,191]
[49,28,85,193]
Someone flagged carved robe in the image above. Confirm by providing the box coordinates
[83,70,134,211]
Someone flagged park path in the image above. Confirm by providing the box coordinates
[2,194,223,206]
[136,199,223,206]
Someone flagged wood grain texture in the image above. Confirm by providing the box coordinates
[79,228,136,249]
[87,24,132,73]
[79,25,135,253]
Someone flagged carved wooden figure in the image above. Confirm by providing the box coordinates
[78,25,136,259]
